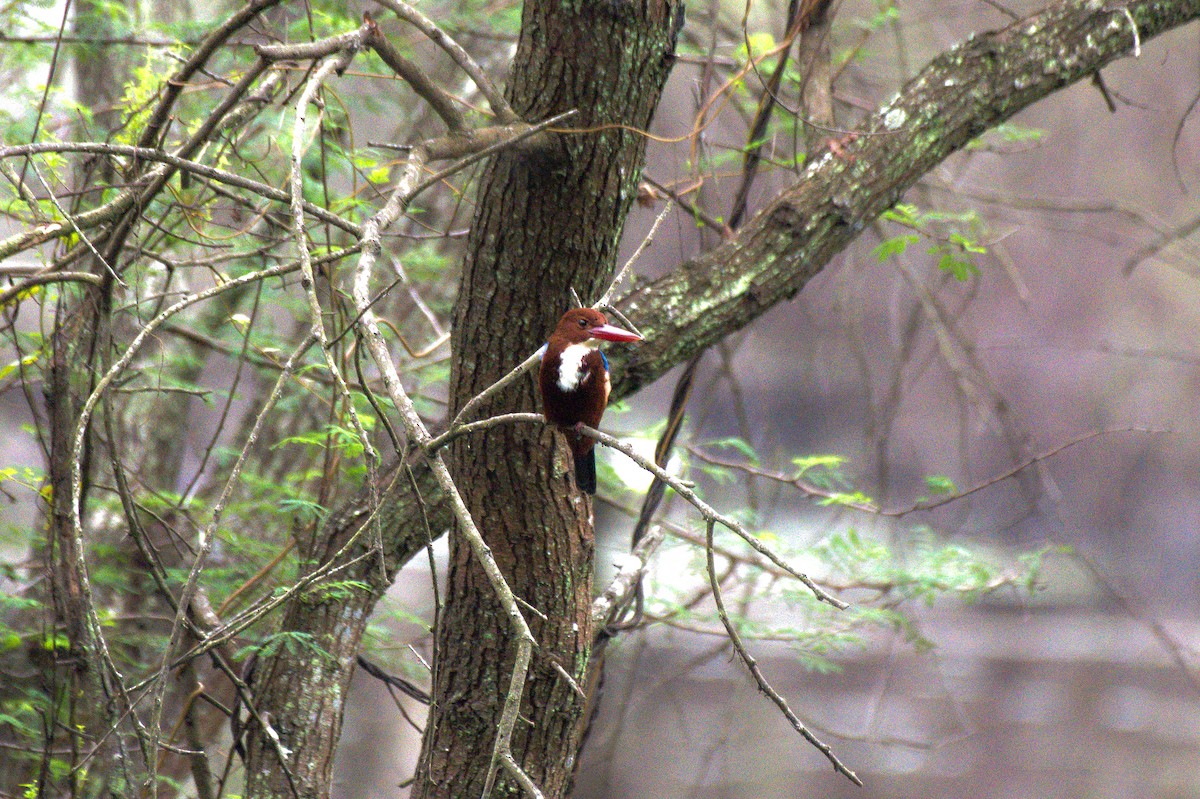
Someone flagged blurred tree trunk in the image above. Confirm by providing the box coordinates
[36,1,144,789]
[72,0,132,130]
[35,3,283,796]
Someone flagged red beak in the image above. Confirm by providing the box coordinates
[588,323,642,343]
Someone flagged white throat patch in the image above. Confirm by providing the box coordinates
[556,343,596,392]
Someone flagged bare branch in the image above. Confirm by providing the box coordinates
[364,16,468,132]
[136,0,285,150]
[0,140,363,246]
[288,45,380,472]
[426,412,544,453]
[691,426,1167,517]
[447,350,545,430]
[704,519,862,785]
[578,423,847,609]
[254,24,370,62]
[0,271,103,307]
[597,199,675,308]
[592,525,665,627]
[371,0,518,123]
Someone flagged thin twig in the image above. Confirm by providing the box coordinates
[25,159,121,283]
[597,200,675,308]
[691,426,1166,516]
[1072,548,1200,693]
[144,335,318,797]
[549,660,587,701]
[642,174,732,236]
[500,753,546,799]
[364,15,467,132]
[591,526,665,628]
[704,519,862,785]
[578,424,847,609]
[448,352,545,429]
[371,0,518,123]
[427,412,544,453]
[0,140,364,252]
[288,45,379,472]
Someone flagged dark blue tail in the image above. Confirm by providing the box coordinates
[575,449,597,494]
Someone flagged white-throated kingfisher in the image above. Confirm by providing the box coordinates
[539,308,642,494]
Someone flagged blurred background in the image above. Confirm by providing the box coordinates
[3,0,1200,796]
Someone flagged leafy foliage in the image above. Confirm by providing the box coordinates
[645,520,1039,676]
[877,203,989,279]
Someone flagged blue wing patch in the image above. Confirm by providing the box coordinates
[599,349,609,371]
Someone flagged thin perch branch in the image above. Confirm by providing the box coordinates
[592,526,665,627]
[578,424,847,609]
[345,118,544,799]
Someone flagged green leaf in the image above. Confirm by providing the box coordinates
[882,203,920,226]
[41,632,69,651]
[967,122,1046,149]
[236,631,333,662]
[707,436,760,465]
[936,250,978,280]
[278,498,329,524]
[949,232,986,254]
[0,353,39,382]
[791,453,845,477]
[817,490,875,508]
[302,580,370,604]
[924,475,958,495]
[873,234,920,262]
[736,32,778,61]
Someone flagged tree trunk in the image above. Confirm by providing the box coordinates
[412,2,681,797]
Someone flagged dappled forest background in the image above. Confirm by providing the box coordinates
[2,0,1199,796]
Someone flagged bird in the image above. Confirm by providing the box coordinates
[539,308,642,494]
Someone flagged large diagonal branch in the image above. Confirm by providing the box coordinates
[611,0,1189,394]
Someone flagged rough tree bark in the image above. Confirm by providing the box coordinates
[413,0,682,794]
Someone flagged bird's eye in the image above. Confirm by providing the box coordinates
[578,318,588,328]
